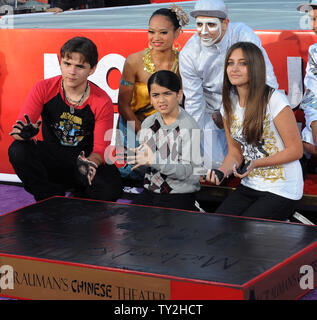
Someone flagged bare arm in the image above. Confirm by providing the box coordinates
[87,152,103,167]
[117,55,142,133]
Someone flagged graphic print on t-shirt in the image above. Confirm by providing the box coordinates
[42,91,94,149]
[231,114,285,182]
[52,112,85,146]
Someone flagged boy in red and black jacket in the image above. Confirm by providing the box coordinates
[9,36,122,202]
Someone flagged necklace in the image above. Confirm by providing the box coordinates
[143,47,179,74]
[62,80,90,114]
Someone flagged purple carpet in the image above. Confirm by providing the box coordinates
[0,183,316,300]
[0,184,134,216]
[0,184,35,215]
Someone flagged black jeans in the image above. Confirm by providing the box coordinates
[8,140,122,202]
[215,184,298,221]
[132,188,198,212]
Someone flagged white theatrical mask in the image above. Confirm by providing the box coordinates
[196,17,222,47]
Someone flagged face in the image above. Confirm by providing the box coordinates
[150,83,182,116]
[148,15,180,51]
[309,9,317,34]
[60,52,96,90]
[226,48,249,88]
[196,16,228,46]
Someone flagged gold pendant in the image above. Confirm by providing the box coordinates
[143,47,179,74]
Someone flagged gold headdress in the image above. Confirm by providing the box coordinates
[169,4,189,27]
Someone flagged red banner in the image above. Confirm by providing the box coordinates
[0,29,316,180]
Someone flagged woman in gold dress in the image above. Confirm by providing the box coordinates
[117,5,189,181]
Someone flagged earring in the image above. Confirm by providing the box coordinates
[172,42,181,52]
[148,43,153,50]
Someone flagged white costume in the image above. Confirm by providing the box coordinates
[221,90,303,200]
[179,0,278,168]
[300,43,317,148]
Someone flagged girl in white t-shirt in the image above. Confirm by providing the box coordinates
[206,41,304,221]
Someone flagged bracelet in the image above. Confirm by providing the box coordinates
[218,167,228,178]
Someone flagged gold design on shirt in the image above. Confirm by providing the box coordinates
[60,112,82,125]
[231,114,285,183]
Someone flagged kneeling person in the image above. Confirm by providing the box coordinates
[128,70,202,211]
[8,36,122,202]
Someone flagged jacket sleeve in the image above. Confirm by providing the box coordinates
[17,80,46,123]
[179,46,206,129]
[300,44,317,129]
[92,94,114,163]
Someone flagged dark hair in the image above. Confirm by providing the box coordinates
[149,8,180,31]
[147,70,181,93]
[60,37,98,68]
[222,41,273,145]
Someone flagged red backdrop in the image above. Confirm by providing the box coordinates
[0,29,316,179]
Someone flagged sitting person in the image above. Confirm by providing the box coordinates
[85,0,104,8]
[117,5,189,181]
[179,0,278,170]
[8,36,122,202]
[127,70,202,211]
[206,42,303,221]
[46,0,83,13]
[297,1,317,158]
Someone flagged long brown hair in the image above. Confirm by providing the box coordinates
[222,42,273,145]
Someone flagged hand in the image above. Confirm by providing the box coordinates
[10,114,41,140]
[206,168,225,185]
[127,143,154,171]
[311,121,317,145]
[45,7,64,14]
[236,160,251,175]
[232,160,254,179]
[77,151,98,186]
[212,111,224,129]
[303,142,317,156]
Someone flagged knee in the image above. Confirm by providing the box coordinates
[8,140,33,164]
[83,165,123,202]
